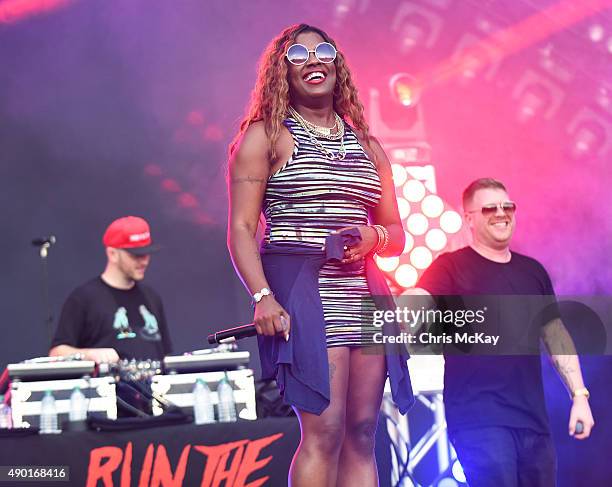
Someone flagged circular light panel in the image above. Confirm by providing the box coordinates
[407,213,429,236]
[403,179,426,202]
[410,246,433,269]
[425,228,447,251]
[440,210,463,234]
[395,264,419,288]
[421,194,444,218]
[376,255,400,272]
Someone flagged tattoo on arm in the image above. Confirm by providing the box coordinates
[553,356,577,392]
[542,319,577,356]
[329,362,336,382]
[231,176,266,184]
[543,318,581,393]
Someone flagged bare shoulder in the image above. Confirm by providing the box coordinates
[233,120,269,160]
[229,121,271,184]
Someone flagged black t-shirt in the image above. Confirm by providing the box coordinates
[51,277,172,360]
[417,246,557,434]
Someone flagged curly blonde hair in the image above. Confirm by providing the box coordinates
[229,23,372,162]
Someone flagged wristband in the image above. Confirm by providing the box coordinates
[252,287,272,305]
[572,387,590,400]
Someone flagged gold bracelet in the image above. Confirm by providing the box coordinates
[371,225,389,254]
[371,225,383,249]
[572,387,590,400]
[378,226,390,253]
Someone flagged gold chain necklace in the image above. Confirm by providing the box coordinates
[288,107,347,161]
[288,106,345,140]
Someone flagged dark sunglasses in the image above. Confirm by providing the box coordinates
[286,42,337,66]
[467,202,517,216]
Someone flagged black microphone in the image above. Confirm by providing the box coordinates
[208,324,257,344]
[31,235,56,247]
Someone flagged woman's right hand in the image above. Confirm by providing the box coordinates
[254,295,291,341]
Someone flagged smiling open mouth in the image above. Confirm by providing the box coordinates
[303,71,326,84]
[490,221,510,228]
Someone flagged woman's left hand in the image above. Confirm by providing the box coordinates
[335,225,378,264]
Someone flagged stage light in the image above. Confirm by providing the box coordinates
[571,127,602,157]
[449,33,501,83]
[403,231,414,253]
[376,256,400,272]
[403,179,426,202]
[512,70,565,122]
[451,460,466,483]
[421,194,444,218]
[407,213,429,236]
[439,211,462,234]
[410,246,433,269]
[537,44,573,83]
[395,264,418,288]
[334,0,351,16]
[425,228,447,251]
[406,164,436,192]
[589,24,605,42]
[332,0,370,27]
[379,155,467,291]
[570,125,606,158]
[607,36,612,54]
[392,163,408,186]
[397,197,411,220]
[389,73,421,107]
[516,85,553,122]
[567,107,611,158]
[391,3,443,53]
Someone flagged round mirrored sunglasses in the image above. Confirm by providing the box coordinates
[286,42,337,66]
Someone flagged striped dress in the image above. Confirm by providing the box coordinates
[263,115,382,347]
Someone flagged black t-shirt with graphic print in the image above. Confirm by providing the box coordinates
[417,246,559,435]
[51,277,172,360]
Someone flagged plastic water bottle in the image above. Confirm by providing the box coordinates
[193,379,215,425]
[40,390,60,434]
[0,395,12,429]
[69,386,87,422]
[217,374,237,423]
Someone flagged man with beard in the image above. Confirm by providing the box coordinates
[412,178,594,486]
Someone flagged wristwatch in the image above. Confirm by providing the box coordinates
[572,387,590,399]
[252,287,272,304]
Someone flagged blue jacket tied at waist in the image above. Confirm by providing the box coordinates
[258,228,415,415]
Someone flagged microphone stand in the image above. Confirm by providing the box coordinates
[34,239,55,351]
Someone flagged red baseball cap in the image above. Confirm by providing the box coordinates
[102,216,161,256]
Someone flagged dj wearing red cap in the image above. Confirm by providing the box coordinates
[49,216,172,363]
